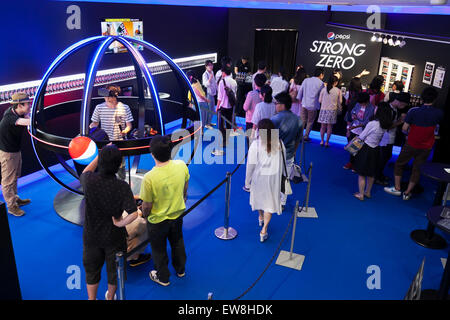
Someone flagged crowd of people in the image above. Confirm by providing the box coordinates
[0,55,444,300]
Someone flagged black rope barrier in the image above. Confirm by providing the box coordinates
[233,165,312,300]
[124,147,249,260]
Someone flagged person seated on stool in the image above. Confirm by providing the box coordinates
[0,92,33,217]
[125,195,151,267]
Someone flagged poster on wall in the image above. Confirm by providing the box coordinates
[422,62,435,85]
[306,30,380,87]
[433,66,446,89]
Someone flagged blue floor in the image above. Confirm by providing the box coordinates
[4,128,450,300]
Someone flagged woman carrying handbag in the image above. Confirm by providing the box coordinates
[245,119,285,242]
[352,103,393,200]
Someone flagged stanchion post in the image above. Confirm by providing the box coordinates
[275,201,305,270]
[289,201,299,259]
[442,183,449,206]
[298,163,318,218]
[116,252,126,300]
[215,172,238,240]
[299,136,305,170]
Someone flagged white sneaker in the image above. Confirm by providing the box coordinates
[384,186,401,196]
[105,290,117,300]
[211,149,224,156]
[260,232,269,243]
[403,193,412,200]
[205,124,213,130]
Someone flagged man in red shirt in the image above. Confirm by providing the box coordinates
[384,87,443,200]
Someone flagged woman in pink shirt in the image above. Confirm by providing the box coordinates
[318,75,342,147]
[243,73,266,131]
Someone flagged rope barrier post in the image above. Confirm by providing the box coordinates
[297,162,318,218]
[115,252,126,300]
[215,172,238,240]
[275,201,305,270]
[298,137,308,183]
[442,183,449,206]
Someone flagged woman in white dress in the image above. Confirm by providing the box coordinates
[245,119,285,242]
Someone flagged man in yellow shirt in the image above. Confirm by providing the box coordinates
[140,135,189,286]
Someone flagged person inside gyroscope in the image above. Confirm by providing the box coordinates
[89,85,134,180]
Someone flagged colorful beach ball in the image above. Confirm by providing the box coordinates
[68,136,98,165]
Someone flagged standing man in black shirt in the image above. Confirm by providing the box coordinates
[80,144,139,300]
[0,92,32,217]
[235,56,252,119]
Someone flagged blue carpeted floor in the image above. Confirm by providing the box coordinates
[4,126,450,300]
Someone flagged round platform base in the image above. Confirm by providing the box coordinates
[215,227,238,240]
[53,174,145,226]
[410,229,447,250]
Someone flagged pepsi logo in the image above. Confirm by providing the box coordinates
[327,32,351,40]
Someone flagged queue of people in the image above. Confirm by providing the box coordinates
[1,56,444,300]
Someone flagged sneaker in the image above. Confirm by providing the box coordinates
[242,186,250,192]
[105,290,117,300]
[16,198,31,206]
[384,186,402,196]
[177,271,186,278]
[343,162,352,170]
[8,206,25,217]
[129,253,151,267]
[149,270,170,286]
[403,193,412,201]
[258,219,264,227]
[205,124,213,130]
[211,149,224,156]
[260,232,269,243]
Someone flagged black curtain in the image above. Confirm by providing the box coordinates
[253,30,298,78]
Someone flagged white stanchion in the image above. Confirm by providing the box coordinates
[275,201,306,271]
[298,162,318,218]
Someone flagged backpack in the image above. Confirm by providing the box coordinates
[88,126,109,142]
[222,79,236,107]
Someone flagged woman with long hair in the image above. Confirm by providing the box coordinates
[367,75,385,106]
[250,85,277,137]
[352,102,393,200]
[186,70,209,128]
[245,119,285,242]
[289,67,307,117]
[318,75,342,147]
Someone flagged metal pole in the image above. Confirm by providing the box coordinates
[299,136,305,170]
[224,172,231,237]
[442,183,449,206]
[116,252,125,300]
[289,201,300,259]
[127,156,131,186]
[214,172,237,240]
[304,163,313,212]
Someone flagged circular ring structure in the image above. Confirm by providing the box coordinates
[30,35,203,195]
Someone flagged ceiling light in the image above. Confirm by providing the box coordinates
[388,37,394,46]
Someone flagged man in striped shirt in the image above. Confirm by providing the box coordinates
[90,85,134,179]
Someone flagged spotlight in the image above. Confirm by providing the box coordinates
[383,36,388,44]
[371,33,377,42]
[377,34,383,42]
[388,36,394,46]
[395,37,401,46]
[399,39,406,48]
